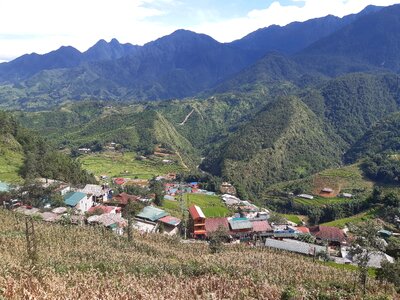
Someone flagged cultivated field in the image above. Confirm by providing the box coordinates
[0,209,397,299]
[164,194,231,218]
[294,196,349,206]
[321,208,380,228]
[79,151,186,180]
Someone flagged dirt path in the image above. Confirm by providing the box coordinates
[178,109,194,126]
[175,151,189,169]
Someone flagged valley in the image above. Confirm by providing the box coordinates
[1,3,400,299]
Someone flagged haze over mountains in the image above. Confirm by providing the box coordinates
[3,3,400,198]
[1,4,398,106]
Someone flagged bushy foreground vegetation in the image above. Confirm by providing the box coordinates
[0,209,397,299]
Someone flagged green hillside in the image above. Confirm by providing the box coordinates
[0,132,24,183]
[346,111,400,162]
[0,111,94,185]
[301,73,400,145]
[202,96,345,197]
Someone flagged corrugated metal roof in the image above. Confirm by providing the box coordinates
[159,216,181,226]
[88,213,127,227]
[79,184,104,196]
[137,206,168,222]
[205,217,229,235]
[229,218,253,231]
[265,238,326,255]
[310,226,346,243]
[251,220,272,232]
[188,205,205,220]
[64,192,86,207]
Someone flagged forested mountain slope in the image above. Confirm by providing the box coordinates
[298,4,400,75]
[201,97,345,197]
[0,111,94,184]
[345,112,400,162]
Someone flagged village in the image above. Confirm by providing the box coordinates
[1,173,396,270]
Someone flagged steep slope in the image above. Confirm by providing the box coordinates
[345,112,400,162]
[0,46,83,82]
[7,30,253,103]
[213,53,311,94]
[45,109,200,169]
[0,111,94,184]
[303,73,400,145]
[201,97,345,196]
[298,4,400,75]
[231,5,382,58]
[0,113,24,182]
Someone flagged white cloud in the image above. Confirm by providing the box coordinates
[0,0,177,60]
[190,0,400,42]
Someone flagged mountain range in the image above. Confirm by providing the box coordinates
[2,3,400,198]
[1,4,398,108]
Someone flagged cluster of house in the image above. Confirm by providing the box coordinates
[8,179,182,236]
[4,178,396,268]
[164,182,216,200]
[221,194,260,215]
[188,204,394,268]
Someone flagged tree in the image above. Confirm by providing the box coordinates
[376,259,400,293]
[122,200,144,242]
[150,179,164,206]
[208,225,230,254]
[386,237,400,259]
[308,207,323,225]
[349,221,386,295]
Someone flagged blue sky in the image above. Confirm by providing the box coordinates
[142,0,305,27]
[0,0,399,62]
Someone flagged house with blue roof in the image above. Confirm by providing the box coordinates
[64,192,93,213]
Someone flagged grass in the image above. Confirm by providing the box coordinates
[79,151,186,180]
[163,194,231,218]
[320,261,377,277]
[279,214,303,225]
[0,148,24,184]
[321,208,379,228]
[294,196,348,207]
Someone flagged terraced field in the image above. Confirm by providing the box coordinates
[294,196,349,206]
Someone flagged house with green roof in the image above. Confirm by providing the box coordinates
[64,192,93,213]
[136,206,168,222]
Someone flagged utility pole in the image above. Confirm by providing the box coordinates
[179,182,188,239]
[25,217,37,263]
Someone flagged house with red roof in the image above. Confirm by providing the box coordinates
[88,205,121,215]
[251,220,273,234]
[309,225,347,245]
[188,205,206,238]
[295,226,310,234]
[112,192,140,206]
[205,217,229,237]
